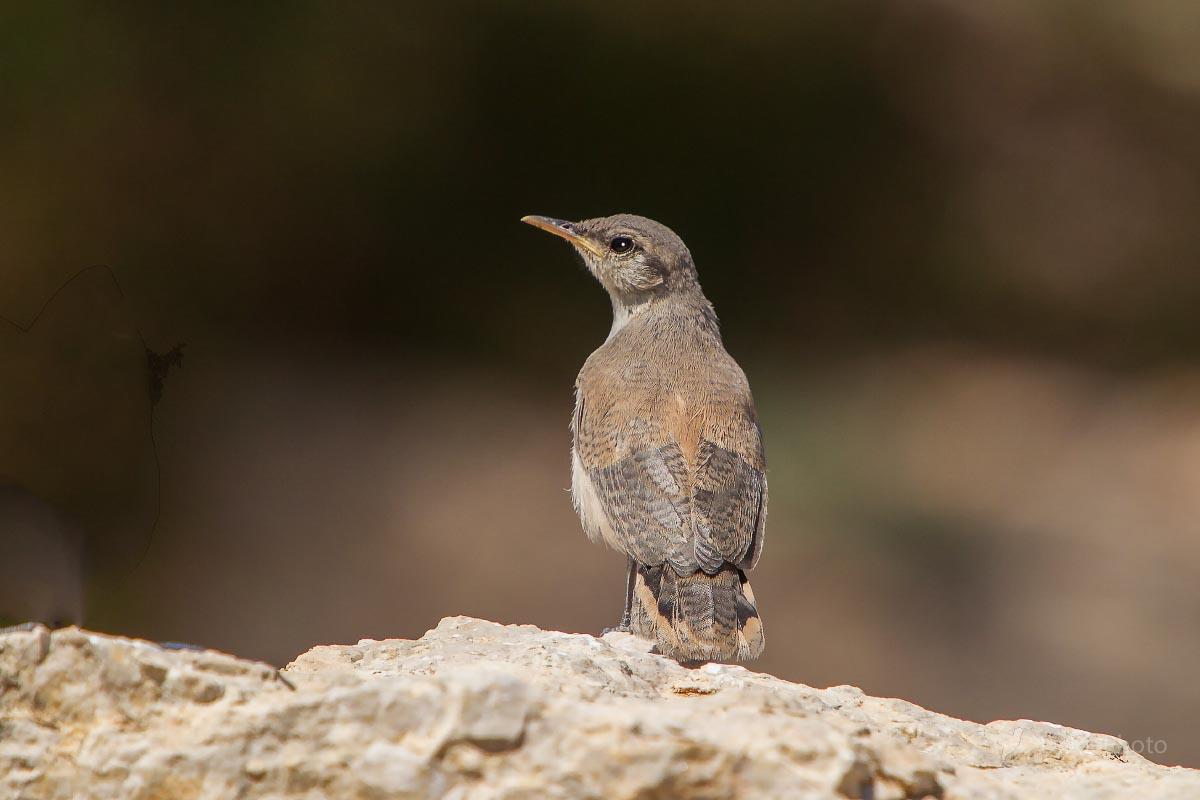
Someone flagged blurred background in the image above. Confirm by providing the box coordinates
[2,1,1198,766]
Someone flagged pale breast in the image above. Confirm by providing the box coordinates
[571,447,624,551]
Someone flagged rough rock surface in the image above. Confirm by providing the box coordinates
[1,617,1196,799]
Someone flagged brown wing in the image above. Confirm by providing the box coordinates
[691,437,767,572]
[572,384,766,575]
[573,394,697,572]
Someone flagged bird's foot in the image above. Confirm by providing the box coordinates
[158,641,209,652]
[645,645,709,668]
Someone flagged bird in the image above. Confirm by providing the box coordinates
[521,213,766,662]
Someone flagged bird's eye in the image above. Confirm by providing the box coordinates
[610,236,634,254]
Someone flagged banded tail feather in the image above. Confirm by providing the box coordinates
[630,563,764,662]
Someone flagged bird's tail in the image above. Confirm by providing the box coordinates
[630,564,764,662]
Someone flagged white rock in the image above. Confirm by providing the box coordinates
[1,617,1196,799]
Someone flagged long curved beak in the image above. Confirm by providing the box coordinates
[520,215,603,257]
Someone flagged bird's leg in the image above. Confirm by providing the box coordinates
[620,556,636,630]
[603,557,636,635]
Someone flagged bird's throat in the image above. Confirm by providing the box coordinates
[606,291,718,347]
[607,297,649,342]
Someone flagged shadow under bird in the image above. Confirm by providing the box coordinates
[521,213,767,662]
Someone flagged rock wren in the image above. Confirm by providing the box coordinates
[522,213,766,662]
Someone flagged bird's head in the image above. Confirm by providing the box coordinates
[521,213,700,306]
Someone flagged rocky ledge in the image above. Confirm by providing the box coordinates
[1,617,1196,799]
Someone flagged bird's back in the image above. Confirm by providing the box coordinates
[571,305,767,660]
[576,305,764,488]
